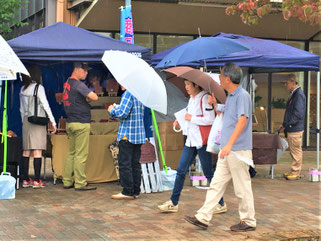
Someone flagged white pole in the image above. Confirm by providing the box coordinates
[316,71,320,169]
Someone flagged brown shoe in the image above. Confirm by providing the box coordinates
[75,185,97,191]
[230,221,256,232]
[184,216,208,230]
[111,193,134,200]
[285,174,301,180]
[134,195,139,199]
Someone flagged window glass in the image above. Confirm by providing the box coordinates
[95,32,113,38]
[115,33,154,52]
[308,41,321,147]
[156,35,194,53]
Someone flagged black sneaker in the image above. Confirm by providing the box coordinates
[63,184,74,189]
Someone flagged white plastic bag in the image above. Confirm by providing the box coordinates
[206,114,223,153]
[277,137,289,161]
[0,172,16,199]
[160,167,177,191]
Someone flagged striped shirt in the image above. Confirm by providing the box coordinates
[110,91,146,144]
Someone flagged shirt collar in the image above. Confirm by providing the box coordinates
[291,86,300,95]
[230,86,242,96]
[191,90,206,99]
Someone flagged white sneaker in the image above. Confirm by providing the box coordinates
[213,203,227,214]
[157,200,178,213]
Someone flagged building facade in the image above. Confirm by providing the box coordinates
[10,0,321,147]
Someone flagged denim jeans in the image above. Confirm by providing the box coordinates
[118,140,142,196]
[170,145,224,206]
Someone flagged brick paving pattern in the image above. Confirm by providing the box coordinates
[0,151,320,240]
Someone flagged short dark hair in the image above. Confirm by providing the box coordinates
[287,74,297,84]
[222,63,242,84]
[192,82,203,91]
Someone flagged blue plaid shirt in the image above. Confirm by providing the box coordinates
[110,91,146,144]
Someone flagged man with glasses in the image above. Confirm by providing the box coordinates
[184,63,256,232]
[280,74,306,181]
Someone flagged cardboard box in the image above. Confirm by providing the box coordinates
[158,150,182,170]
[159,133,184,151]
[157,122,185,151]
[158,122,174,134]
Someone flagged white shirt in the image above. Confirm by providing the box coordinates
[182,90,215,148]
[20,82,56,126]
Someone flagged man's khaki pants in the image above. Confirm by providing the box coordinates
[195,150,256,227]
[63,122,90,188]
[287,131,304,175]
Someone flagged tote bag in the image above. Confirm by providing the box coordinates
[197,94,213,145]
[28,84,49,126]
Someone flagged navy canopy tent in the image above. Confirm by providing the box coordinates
[3,22,152,137]
[152,32,320,72]
[8,22,151,63]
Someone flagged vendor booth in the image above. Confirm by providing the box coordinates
[152,32,320,174]
[3,22,152,183]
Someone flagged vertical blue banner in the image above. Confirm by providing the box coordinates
[120,5,134,44]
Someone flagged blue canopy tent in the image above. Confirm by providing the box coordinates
[152,33,320,169]
[152,32,320,73]
[2,22,152,137]
[8,22,151,63]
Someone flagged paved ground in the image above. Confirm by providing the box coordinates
[0,151,320,240]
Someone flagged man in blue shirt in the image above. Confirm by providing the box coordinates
[108,86,146,200]
[184,63,256,232]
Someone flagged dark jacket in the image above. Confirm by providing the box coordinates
[283,87,306,133]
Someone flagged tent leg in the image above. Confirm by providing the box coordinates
[316,72,320,170]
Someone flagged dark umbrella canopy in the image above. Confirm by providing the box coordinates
[156,37,250,69]
[163,66,226,104]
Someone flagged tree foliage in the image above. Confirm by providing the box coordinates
[0,0,28,37]
[226,0,321,25]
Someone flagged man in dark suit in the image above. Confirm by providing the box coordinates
[280,74,306,181]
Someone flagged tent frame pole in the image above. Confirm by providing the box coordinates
[316,71,320,169]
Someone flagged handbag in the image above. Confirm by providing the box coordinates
[197,94,213,146]
[28,84,49,126]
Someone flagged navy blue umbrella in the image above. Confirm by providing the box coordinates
[155,37,250,69]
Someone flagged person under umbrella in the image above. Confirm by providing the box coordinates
[108,85,146,200]
[157,79,226,214]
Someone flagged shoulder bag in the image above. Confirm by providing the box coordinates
[28,84,49,126]
[197,94,213,146]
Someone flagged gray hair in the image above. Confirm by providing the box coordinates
[287,74,297,84]
[222,63,243,84]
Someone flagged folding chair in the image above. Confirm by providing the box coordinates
[140,138,163,193]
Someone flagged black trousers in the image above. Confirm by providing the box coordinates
[118,140,142,196]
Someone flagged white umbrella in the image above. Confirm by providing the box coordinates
[0,35,29,79]
[102,50,167,115]
[0,35,29,186]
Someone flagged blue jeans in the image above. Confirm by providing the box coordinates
[170,145,224,206]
